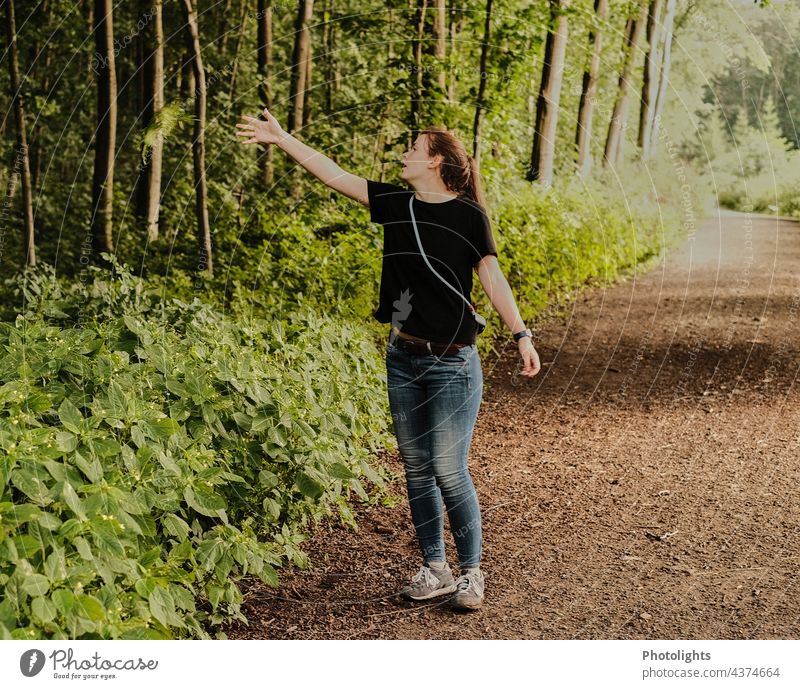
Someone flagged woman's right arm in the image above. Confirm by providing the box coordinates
[236,107,369,207]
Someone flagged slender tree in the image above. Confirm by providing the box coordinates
[5,0,36,266]
[134,0,164,242]
[91,0,117,257]
[228,0,251,104]
[472,0,494,166]
[257,0,275,186]
[433,0,447,96]
[183,0,212,275]
[575,0,608,177]
[638,0,664,158]
[528,0,571,187]
[603,5,646,168]
[302,28,314,130]
[287,0,314,135]
[649,0,677,156]
[409,0,429,143]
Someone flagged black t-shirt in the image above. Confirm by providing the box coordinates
[367,179,498,345]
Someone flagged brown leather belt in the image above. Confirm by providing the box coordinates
[391,331,469,356]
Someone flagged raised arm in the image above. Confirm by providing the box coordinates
[236,107,368,207]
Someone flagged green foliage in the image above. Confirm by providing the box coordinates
[696,98,800,217]
[0,257,393,640]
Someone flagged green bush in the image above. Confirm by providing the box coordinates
[0,258,394,640]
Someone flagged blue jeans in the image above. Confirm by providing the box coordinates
[385,336,483,568]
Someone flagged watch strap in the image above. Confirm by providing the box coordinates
[513,328,532,342]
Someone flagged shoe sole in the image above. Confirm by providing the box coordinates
[400,583,457,601]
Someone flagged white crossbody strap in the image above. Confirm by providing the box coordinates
[408,194,475,312]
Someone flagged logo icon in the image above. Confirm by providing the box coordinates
[20,649,45,677]
[390,288,414,343]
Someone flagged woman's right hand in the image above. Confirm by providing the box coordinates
[236,107,285,146]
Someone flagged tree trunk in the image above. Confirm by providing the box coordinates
[5,0,36,266]
[288,0,313,200]
[146,0,164,241]
[323,0,334,113]
[575,0,608,177]
[648,0,677,156]
[220,0,234,54]
[409,0,428,144]
[638,0,663,159]
[527,0,570,187]
[257,0,274,186]
[91,0,117,257]
[183,0,212,276]
[472,0,493,166]
[302,31,314,130]
[287,0,314,135]
[228,0,251,104]
[433,0,447,96]
[603,7,646,168]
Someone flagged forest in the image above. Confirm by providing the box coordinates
[1,0,799,641]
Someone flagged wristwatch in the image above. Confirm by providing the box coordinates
[513,328,532,343]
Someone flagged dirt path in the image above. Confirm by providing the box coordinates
[222,210,800,640]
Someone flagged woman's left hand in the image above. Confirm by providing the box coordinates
[518,338,541,377]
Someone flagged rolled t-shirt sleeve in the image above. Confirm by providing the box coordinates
[471,205,498,266]
[366,179,407,225]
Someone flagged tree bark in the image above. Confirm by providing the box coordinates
[145,0,164,241]
[302,30,314,130]
[228,0,251,104]
[528,0,570,187]
[603,7,646,168]
[648,0,677,156]
[257,0,275,186]
[472,0,493,166]
[183,0,212,276]
[638,0,664,158]
[575,0,608,177]
[287,0,314,135]
[409,0,428,144]
[433,0,447,96]
[5,0,36,266]
[91,0,117,257]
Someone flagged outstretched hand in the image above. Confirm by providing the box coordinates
[236,107,285,146]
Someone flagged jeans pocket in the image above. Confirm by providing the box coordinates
[434,345,473,367]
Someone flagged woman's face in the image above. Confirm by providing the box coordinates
[400,134,434,182]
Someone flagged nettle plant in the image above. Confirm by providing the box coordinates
[0,259,394,639]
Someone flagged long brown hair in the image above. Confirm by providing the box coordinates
[419,125,487,209]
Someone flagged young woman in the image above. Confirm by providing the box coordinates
[236,109,541,611]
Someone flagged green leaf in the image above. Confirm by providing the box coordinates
[148,586,186,627]
[184,485,226,518]
[75,594,106,621]
[51,589,76,617]
[262,497,281,520]
[146,418,180,440]
[258,470,279,490]
[44,547,68,582]
[162,514,190,541]
[58,397,83,433]
[60,481,86,520]
[327,462,357,480]
[257,563,279,588]
[295,471,324,500]
[10,471,52,507]
[31,596,57,623]
[21,573,50,597]
[55,431,78,453]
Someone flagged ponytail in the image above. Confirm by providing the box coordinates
[420,126,489,212]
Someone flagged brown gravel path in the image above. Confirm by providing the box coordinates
[222,209,800,639]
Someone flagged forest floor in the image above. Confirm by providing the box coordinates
[221,209,800,640]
